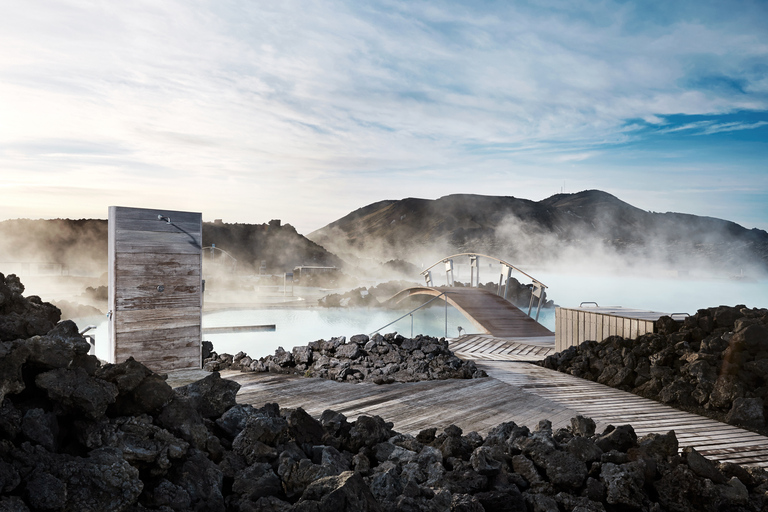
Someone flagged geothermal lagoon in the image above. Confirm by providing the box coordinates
[75,271,768,363]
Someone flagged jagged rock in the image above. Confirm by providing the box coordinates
[347,415,393,452]
[97,358,175,416]
[18,445,143,512]
[35,367,118,419]
[566,436,604,463]
[450,493,485,511]
[683,446,727,484]
[233,415,289,464]
[0,340,29,403]
[533,449,588,489]
[469,445,503,475]
[216,403,257,439]
[145,478,191,510]
[170,449,225,511]
[600,461,647,509]
[0,273,60,342]
[174,372,240,419]
[726,397,765,428]
[20,408,58,452]
[157,396,210,450]
[215,333,486,384]
[286,407,326,445]
[571,415,596,437]
[231,462,282,502]
[595,425,637,453]
[297,471,382,511]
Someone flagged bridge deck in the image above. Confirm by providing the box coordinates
[223,357,768,467]
[450,334,555,361]
[392,286,553,338]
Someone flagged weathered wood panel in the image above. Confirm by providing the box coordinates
[109,206,202,372]
[555,307,666,352]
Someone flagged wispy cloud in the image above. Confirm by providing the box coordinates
[0,0,766,231]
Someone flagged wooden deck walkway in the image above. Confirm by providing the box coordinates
[450,334,555,361]
[223,358,768,468]
[388,286,554,338]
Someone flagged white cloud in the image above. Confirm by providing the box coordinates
[0,0,766,231]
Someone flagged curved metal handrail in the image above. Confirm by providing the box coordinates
[369,292,449,337]
[420,252,547,289]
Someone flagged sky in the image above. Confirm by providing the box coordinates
[1,0,767,235]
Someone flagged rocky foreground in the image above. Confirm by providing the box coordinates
[2,273,768,511]
[4,326,768,512]
[541,306,768,435]
[203,333,487,384]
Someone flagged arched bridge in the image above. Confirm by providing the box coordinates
[385,253,553,339]
[387,286,553,338]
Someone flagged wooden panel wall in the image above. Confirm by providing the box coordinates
[108,207,202,371]
[555,308,656,353]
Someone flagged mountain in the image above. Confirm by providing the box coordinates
[308,190,768,274]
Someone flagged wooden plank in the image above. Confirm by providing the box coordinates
[115,242,202,255]
[112,206,201,222]
[115,307,201,332]
[114,217,202,235]
[116,294,202,311]
[115,255,201,278]
[115,325,200,344]
[224,362,768,468]
[114,273,201,296]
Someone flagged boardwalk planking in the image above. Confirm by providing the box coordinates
[450,334,555,361]
[224,355,768,467]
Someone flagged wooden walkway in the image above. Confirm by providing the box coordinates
[223,358,768,468]
[450,334,555,361]
[388,286,554,338]
[484,362,768,468]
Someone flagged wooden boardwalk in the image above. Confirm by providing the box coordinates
[388,286,554,338]
[224,357,768,467]
[483,362,768,468]
[450,334,555,361]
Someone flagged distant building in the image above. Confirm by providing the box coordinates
[292,265,338,281]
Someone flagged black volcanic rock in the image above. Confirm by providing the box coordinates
[0,273,61,342]
[205,333,488,383]
[3,275,768,512]
[541,305,768,434]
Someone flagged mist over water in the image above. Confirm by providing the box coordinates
[536,272,768,315]
[70,270,765,363]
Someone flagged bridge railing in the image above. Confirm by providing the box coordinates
[369,292,451,338]
[421,253,548,321]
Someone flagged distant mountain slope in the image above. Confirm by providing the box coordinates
[0,218,341,277]
[308,191,768,274]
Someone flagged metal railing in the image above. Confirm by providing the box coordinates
[420,252,548,321]
[370,292,450,338]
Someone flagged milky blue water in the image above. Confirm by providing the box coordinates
[74,273,766,362]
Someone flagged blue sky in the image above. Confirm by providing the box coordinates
[0,0,766,233]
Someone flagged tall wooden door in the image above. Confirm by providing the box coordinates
[108,206,203,371]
